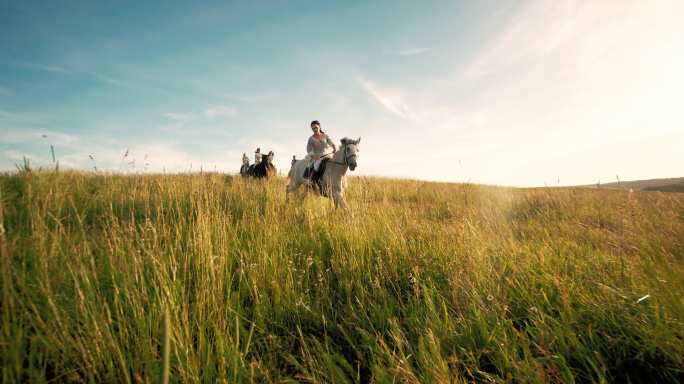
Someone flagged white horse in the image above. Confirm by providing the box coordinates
[286,137,360,209]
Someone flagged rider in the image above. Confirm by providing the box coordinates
[240,153,250,176]
[307,120,336,180]
[254,148,262,164]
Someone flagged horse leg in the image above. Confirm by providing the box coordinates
[333,190,348,209]
[286,184,294,201]
[286,180,301,202]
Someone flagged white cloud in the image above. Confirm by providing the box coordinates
[386,47,431,56]
[205,105,237,118]
[1,149,53,171]
[3,149,30,162]
[15,61,71,74]
[86,71,127,87]
[3,1,682,186]
[397,0,684,186]
[223,91,277,103]
[0,127,80,146]
[0,138,241,174]
[0,109,46,124]
[360,78,413,119]
[0,110,19,120]
[14,61,128,88]
[163,112,191,121]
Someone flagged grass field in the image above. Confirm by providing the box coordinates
[1,171,683,383]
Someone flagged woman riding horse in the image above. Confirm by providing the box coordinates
[307,120,337,182]
[287,135,360,209]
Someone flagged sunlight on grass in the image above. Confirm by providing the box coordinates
[1,171,682,382]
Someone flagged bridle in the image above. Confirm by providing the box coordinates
[326,143,356,166]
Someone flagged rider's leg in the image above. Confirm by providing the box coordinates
[311,159,323,186]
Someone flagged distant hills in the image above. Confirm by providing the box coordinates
[586,177,684,193]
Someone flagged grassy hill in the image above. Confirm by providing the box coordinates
[589,177,684,193]
[1,172,683,382]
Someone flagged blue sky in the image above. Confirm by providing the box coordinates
[1,0,683,186]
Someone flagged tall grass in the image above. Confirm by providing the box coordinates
[1,171,682,382]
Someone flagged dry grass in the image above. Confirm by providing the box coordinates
[1,171,683,382]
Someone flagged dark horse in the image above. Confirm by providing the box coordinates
[243,150,276,178]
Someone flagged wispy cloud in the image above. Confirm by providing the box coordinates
[0,127,80,146]
[3,149,31,163]
[163,112,192,121]
[359,78,413,119]
[385,47,431,56]
[443,0,684,185]
[85,71,127,87]
[357,77,453,124]
[462,1,643,80]
[2,1,681,186]
[0,109,21,120]
[0,109,48,125]
[14,61,127,87]
[223,91,277,103]
[348,0,684,186]
[205,105,237,118]
[0,131,239,173]
[15,61,72,74]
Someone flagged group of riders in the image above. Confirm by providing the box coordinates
[242,119,360,208]
[240,120,335,186]
[239,148,275,178]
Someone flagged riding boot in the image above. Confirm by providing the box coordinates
[306,164,314,182]
[310,165,320,191]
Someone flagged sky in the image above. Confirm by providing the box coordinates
[1,0,683,187]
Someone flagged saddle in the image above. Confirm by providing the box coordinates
[304,158,329,194]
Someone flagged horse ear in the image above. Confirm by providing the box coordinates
[356,137,361,145]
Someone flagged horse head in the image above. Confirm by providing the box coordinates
[340,137,361,171]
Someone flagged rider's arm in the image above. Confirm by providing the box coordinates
[306,137,314,157]
[326,135,337,152]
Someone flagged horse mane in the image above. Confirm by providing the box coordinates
[340,137,358,146]
[340,137,361,147]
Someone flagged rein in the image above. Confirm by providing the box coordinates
[325,146,354,166]
[326,157,346,166]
